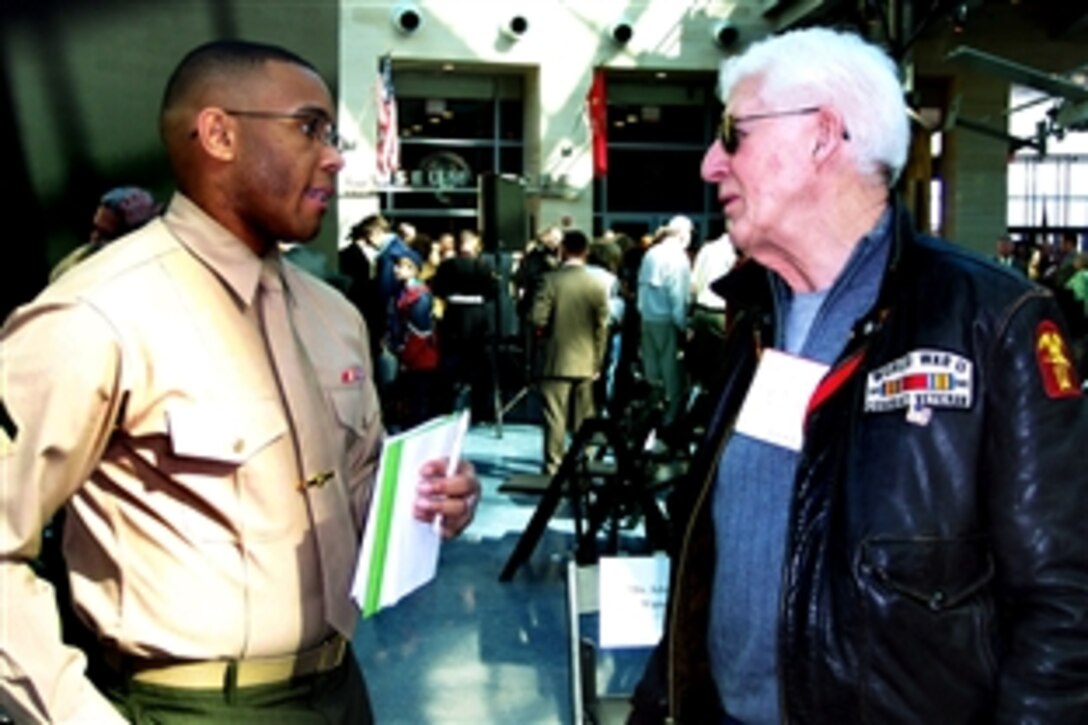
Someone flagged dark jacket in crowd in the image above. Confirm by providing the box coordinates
[513,245,558,319]
[430,255,497,343]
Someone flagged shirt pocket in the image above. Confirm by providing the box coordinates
[327,383,380,437]
[166,399,286,464]
[158,399,289,542]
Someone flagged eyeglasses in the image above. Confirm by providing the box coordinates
[222,109,348,151]
[717,106,822,155]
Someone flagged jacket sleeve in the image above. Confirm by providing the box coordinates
[593,284,610,370]
[984,291,1088,722]
[628,642,669,724]
[0,300,128,724]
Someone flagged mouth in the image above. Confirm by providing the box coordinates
[305,187,334,210]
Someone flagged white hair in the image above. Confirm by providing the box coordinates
[719,27,909,186]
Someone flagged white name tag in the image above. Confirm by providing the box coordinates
[734,348,829,452]
[598,555,670,649]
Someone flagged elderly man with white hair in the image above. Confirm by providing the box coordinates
[631,26,1088,724]
[637,214,694,434]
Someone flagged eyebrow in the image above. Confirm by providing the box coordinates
[293,105,333,121]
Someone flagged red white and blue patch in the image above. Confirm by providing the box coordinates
[340,365,367,384]
[865,349,973,414]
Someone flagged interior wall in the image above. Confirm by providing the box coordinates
[337,0,770,243]
[0,0,338,321]
[913,4,1088,255]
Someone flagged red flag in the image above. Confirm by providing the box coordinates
[375,54,399,184]
[587,68,608,177]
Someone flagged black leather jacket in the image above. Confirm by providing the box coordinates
[631,206,1088,724]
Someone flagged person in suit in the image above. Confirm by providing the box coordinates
[339,214,414,392]
[339,217,380,364]
[430,229,498,421]
[530,229,610,475]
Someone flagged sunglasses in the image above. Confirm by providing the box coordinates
[717,106,825,155]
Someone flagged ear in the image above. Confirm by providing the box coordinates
[193,108,237,162]
[811,108,848,164]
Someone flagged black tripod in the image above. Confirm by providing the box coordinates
[499,396,672,581]
[488,250,537,437]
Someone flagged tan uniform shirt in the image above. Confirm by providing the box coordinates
[0,193,383,723]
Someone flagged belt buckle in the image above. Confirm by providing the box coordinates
[314,636,347,673]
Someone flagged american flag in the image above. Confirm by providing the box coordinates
[375,54,399,184]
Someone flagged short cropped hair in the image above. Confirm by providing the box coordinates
[161,39,315,119]
[719,27,909,186]
[561,230,590,257]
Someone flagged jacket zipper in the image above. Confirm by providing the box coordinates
[666,425,730,723]
[774,337,873,723]
[667,323,764,721]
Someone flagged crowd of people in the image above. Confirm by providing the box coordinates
[995,229,1088,379]
[329,206,739,471]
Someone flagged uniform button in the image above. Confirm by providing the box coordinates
[306,471,334,488]
[928,590,946,610]
[233,439,245,454]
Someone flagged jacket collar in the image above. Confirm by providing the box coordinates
[710,197,916,350]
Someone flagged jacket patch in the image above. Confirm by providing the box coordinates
[1035,320,1081,399]
[864,349,972,414]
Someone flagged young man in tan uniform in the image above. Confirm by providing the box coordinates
[0,40,480,723]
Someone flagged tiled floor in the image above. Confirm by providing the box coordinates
[352,418,663,724]
[353,421,581,724]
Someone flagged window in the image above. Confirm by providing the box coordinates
[377,70,525,235]
[1007,84,1088,235]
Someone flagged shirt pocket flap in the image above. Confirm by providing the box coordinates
[166,400,286,465]
[328,385,378,436]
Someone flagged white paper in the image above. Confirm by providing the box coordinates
[733,348,829,452]
[352,410,470,617]
[598,555,670,649]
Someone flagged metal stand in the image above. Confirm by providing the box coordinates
[487,251,531,438]
[499,416,670,581]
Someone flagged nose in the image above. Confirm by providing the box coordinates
[323,145,345,174]
[701,140,729,183]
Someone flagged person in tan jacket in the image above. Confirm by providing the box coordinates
[530,229,610,474]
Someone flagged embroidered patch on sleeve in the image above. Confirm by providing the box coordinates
[1035,320,1081,399]
[864,349,973,414]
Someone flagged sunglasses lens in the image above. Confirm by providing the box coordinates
[719,116,738,155]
